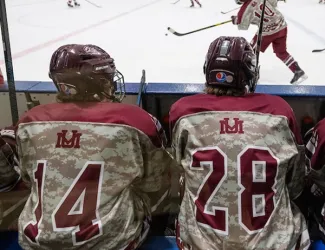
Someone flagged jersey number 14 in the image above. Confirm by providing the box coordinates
[23,160,104,246]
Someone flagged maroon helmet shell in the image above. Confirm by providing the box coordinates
[49,44,125,102]
[204,36,258,92]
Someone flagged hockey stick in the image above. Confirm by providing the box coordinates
[84,0,101,8]
[254,0,267,88]
[167,20,232,36]
[137,69,147,106]
[3,196,28,218]
[312,48,325,53]
[171,0,180,4]
[221,7,240,14]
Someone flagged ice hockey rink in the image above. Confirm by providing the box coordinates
[1,0,324,85]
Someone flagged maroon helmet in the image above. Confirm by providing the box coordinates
[49,44,125,102]
[204,36,258,93]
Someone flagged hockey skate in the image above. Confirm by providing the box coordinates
[74,1,80,6]
[290,70,308,85]
[67,2,73,7]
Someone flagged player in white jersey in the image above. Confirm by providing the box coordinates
[169,36,310,250]
[231,0,307,84]
[16,44,173,249]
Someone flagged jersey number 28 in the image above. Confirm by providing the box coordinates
[191,146,278,235]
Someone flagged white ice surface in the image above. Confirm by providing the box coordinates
[0,0,324,85]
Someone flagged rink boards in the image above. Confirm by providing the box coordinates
[0,81,324,130]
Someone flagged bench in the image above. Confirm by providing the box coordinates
[0,232,178,250]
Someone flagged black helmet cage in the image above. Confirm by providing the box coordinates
[0,139,14,169]
[112,69,125,102]
[244,52,258,92]
[80,57,126,102]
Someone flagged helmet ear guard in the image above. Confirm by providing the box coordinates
[241,51,258,92]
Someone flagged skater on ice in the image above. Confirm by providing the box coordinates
[231,0,307,84]
[190,0,202,8]
[67,0,80,7]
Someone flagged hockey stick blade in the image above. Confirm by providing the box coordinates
[171,0,180,4]
[221,7,240,14]
[312,48,325,53]
[85,0,101,8]
[167,27,184,36]
[167,20,232,36]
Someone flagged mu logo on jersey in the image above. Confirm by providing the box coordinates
[56,130,82,148]
[220,118,244,134]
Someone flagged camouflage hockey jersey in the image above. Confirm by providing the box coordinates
[170,93,310,250]
[305,118,325,241]
[16,102,172,250]
[0,127,20,192]
[235,0,287,36]
[0,127,28,231]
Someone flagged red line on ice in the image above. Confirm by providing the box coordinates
[0,0,162,65]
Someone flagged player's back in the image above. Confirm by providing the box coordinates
[305,118,325,243]
[170,93,309,250]
[16,102,170,250]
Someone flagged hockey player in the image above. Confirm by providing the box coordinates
[67,0,80,7]
[0,128,20,193]
[305,119,325,248]
[16,44,172,249]
[190,0,202,8]
[231,0,307,84]
[169,36,310,250]
[0,127,28,231]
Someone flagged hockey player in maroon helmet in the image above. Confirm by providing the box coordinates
[231,0,307,84]
[169,36,310,250]
[0,127,29,231]
[16,44,173,249]
[305,119,325,248]
[190,0,202,8]
[0,128,20,193]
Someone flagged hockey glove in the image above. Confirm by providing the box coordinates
[231,16,238,25]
